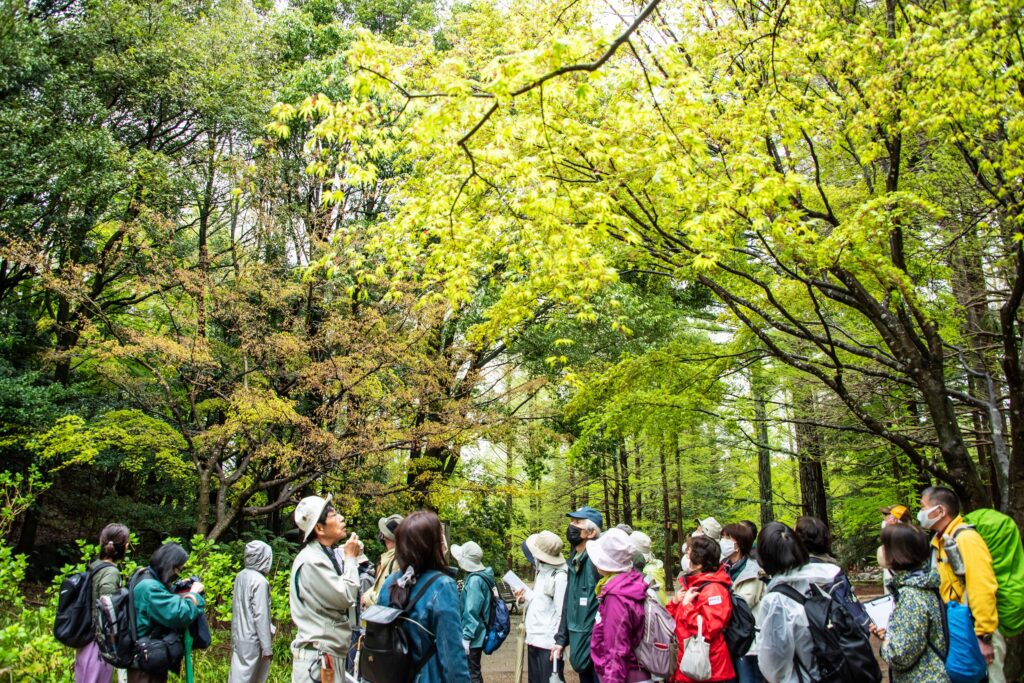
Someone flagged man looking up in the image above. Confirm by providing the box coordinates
[918,486,1004,681]
[289,495,362,683]
[552,505,603,683]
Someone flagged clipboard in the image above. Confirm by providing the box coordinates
[863,593,895,631]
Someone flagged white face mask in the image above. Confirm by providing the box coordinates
[917,504,942,529]
[680,544,691,574]
[719,538,737,560]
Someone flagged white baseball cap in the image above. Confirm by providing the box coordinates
[294,494,333,542]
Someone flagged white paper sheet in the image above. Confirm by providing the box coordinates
[863,593,895,631]
[503,570,534,602]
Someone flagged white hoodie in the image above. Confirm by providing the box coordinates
[522,561,568,650]
[756,561,842,683]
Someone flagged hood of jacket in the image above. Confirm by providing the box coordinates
[766,560,840,592]
[469,566,495,583]
[682,564,733,591]
[601,568,649,601]
[245,540,273,574]
[891,567,940,591]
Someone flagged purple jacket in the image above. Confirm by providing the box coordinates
[591,570,650,683]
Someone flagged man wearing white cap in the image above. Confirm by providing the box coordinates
[452,540,494,683]
[288,495,362,683]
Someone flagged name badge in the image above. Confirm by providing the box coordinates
[579,597,588,606]
[708,595,723,606]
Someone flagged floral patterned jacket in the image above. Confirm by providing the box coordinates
[881,569,950,683]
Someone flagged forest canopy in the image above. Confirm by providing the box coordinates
[1,0,1021,594]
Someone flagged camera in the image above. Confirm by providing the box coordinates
[172,575,201,593]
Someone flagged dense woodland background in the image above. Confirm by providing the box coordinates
[2,0,1024,677]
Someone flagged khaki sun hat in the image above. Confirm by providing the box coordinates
[525,531,566,566]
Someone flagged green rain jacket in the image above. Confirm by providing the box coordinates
[555,547,600,672]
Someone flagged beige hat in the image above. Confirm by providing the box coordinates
[630,531,654,563]
[451,541,486,573]
[525,531,566,566]
[587,528,635,573]
[696,516,722,541]
[378,514,404,542]
[294,494,332,542]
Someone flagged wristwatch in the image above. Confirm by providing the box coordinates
[978,633,993,644]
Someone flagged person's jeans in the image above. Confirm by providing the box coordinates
[468,647,484,683]
[733,654,762,683]
[527,645,565,683]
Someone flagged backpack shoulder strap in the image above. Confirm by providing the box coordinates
[405,572,445,613]
[770,583,806,604]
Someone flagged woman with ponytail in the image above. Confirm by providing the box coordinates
[75,523,130,682]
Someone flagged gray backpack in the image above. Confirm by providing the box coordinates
[634,585,678,678]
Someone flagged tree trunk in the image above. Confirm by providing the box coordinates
[619,439,632,527]
[196,465,212,537]
[602,450,612,525]
[752,367,776,529]
[674,436,684,546]
[635,441,643,522]
[792,389,829,524]
[660,439,673,570]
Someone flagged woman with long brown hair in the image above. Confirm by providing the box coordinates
[376,510,470,682]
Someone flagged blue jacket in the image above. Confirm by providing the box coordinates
[378,570,471,683]
[460,568,494,649]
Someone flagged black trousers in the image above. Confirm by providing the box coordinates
[575,664,599,683]
[468,647,484,683]
[527,645,565,683]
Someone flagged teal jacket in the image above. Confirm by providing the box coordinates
[133,571,206,638]
[460,568,494,649]
[555,548,600,672]
[379,570,471,683]
[881,569,950,683]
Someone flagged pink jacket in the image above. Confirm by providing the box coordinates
[591,570,650,683]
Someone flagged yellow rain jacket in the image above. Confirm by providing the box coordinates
[931,515,999,636]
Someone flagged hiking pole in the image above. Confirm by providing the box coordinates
[513,620,526,683]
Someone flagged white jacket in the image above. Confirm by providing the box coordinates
[757,562,841,683]
[523,562,568,650]
[731,557,765,654]
[289,540,360,656]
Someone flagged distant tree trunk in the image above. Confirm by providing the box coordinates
[752,367,775,529]
[674,436,684,544]
[634,441,643,522]
[602,450,612,524]
[610,447,621,527]
[660,440,672,570]
[792,389,829,524]
[569,465,578,511]
[619,440,633,526]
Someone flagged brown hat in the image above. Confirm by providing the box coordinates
[880,504,909,520]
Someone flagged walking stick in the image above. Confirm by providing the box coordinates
[513,620,526,682]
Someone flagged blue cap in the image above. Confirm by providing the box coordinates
[566,506,603,530]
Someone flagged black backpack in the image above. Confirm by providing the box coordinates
[54,561,113,647]
[359,573,444,683]
[771,582,882,683]
[694,581,755,657]
[723,591,756,657]
[96,567,144,668]
[809,559,871,637]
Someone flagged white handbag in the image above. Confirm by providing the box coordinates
[679,614,713,681]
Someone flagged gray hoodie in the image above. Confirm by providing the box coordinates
[229,541,274,682]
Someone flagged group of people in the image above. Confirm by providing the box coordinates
[69,483,1013,683]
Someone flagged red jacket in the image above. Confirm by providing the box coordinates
[667,566,735,682]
